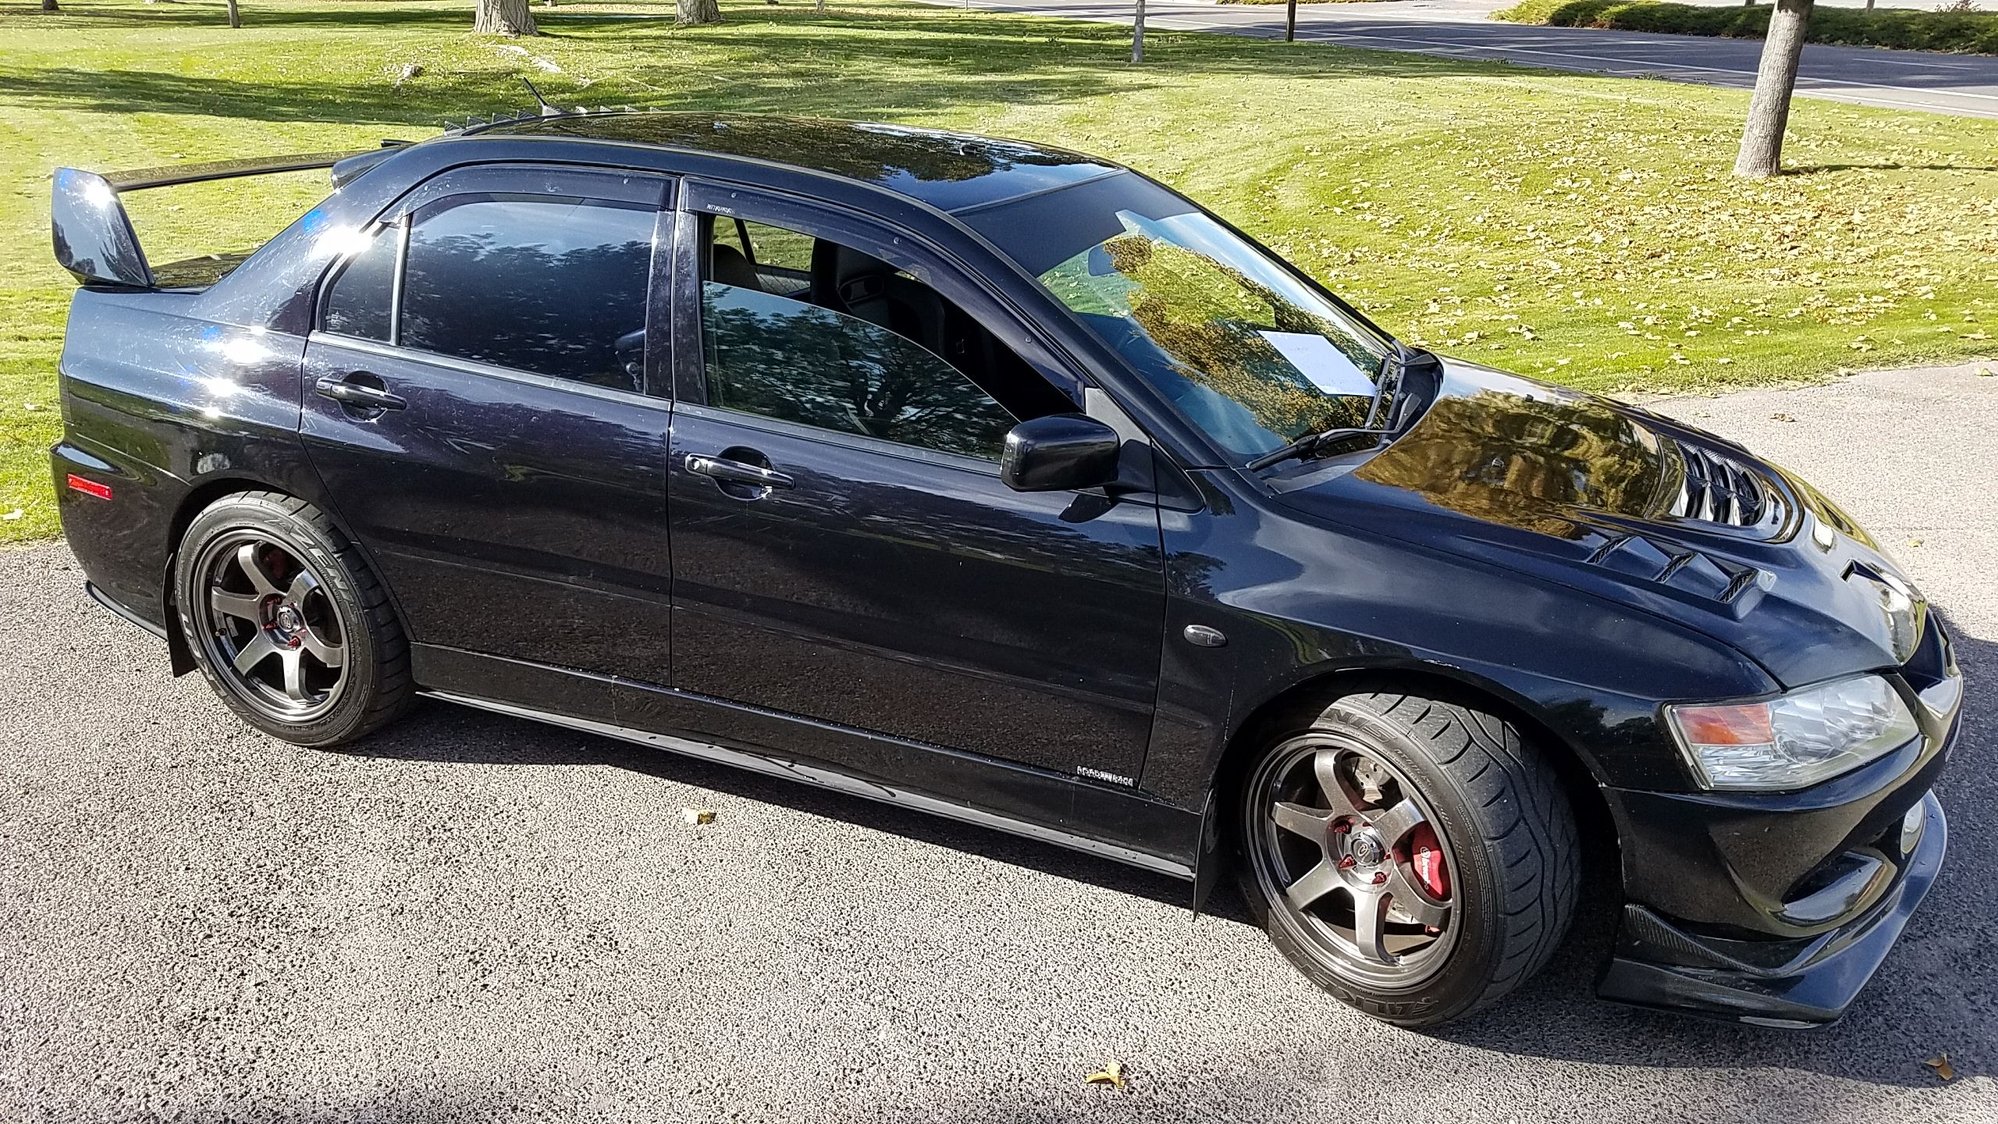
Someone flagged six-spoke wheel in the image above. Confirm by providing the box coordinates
[1236,691,1579,1027]
[173,492,412,746]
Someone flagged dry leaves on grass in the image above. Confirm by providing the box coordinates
[1925,1053,1955,1082]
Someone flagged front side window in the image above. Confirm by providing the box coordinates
[698,217,1034,462]
[398,196,656,391]
[963,172,1392,459]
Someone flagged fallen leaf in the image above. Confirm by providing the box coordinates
[1771,412,1795,422]
[682,808,716,826]
[1908,539,1924,549]
[1084,1061,1127,1091]
[0,509,21,522]
[1925,1053,1954,1082]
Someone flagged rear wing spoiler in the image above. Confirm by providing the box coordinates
[52,147,391,288]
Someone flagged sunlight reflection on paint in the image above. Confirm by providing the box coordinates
[216,336,269,366]
[81,176,117,210]
[313,224,373,259]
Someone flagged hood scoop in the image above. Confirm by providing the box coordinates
[1586,532,1771,618]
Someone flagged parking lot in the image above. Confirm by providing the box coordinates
[2,364,1992,1123]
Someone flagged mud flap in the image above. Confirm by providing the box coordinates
[1191,789,1222,914]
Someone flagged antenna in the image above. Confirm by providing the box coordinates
[520,77,559,117]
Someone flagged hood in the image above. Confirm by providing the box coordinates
[1270,359,1925,689]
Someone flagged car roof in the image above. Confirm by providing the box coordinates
[469,111,1127,214]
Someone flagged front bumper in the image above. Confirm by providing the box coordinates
[1599,790,1946,1026]
[1597,619,1961,1025]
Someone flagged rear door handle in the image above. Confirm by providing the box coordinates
[684,453,794,490]
[314,373,407,412]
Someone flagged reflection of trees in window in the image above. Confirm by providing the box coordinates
[1355,391,1674,538]
[702,283,1016,461]
[398,202,652,390]
[1050,235,1375,443]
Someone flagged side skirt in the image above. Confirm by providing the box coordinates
[409,645,1200,881]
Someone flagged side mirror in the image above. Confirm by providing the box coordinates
[1000,413,1123,493]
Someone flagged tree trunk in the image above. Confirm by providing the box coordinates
[677,0,722,25]
[475,0,539,34]
[42,0,59,10]
[226,0,240,26]
[1734,0,1812,179]
[1132,0,1146,62]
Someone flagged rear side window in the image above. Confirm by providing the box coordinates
[393,195,656,391]
[321,225,397,342]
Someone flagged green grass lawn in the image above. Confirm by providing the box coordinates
[2,0,1995,542]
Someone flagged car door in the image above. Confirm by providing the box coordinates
[300,165,679,685]
[664,181,1167,785]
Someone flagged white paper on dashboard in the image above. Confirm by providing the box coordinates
[1258,331,1375,397]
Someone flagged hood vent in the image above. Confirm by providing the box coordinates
[1669,444,1784,532]
[1586,533,1770,617]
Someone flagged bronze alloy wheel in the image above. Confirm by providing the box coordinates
[1246,733,1460,989]
[189,529,350,723]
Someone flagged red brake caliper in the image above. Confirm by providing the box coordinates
[1410,822,1450,899]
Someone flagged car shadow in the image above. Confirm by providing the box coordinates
[342,698,1208,916]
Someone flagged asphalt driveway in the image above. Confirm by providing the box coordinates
[1,363,1993,1122]
[922,0,1998,119]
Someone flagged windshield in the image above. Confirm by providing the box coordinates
[961,171,1391,459]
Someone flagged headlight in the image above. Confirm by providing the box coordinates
[1664,674,1920,791]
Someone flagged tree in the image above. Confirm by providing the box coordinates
[226,0,240,26]
[677,0,722,25]
[475,0,538,34]
[1733,0,1813,178]
[1132,0,1146,62]
[42,0,59,11]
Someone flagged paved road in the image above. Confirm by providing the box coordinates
[922,0,1998,119]
[2,364,1995,1122]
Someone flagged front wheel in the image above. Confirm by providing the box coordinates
[173,491,413,747]
[1234,691,1579,1028]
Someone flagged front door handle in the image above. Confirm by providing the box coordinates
[685,453,795,491]
[314,373,407,412]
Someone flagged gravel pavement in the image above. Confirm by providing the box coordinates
[2,363,1994,1123]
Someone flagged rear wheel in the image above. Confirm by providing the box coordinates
[1234,691,1579,1027]
[174,491,412,747]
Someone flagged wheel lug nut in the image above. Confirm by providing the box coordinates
[1337,855,1356,870]
[1330,821,1352,835]
[1371,871,1388,885]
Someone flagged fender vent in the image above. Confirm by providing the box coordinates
[1669,444,1784,532]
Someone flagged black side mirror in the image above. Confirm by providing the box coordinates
[1000,414,1123,493]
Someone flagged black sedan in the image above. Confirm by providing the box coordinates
[48,112,1961,1028]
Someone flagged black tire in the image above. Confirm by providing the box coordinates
[172,491,413,747]
[1233,691,1580,1028]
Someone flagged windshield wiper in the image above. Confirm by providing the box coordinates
[1244,425,1394,472]
[1245,346,1411,473]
